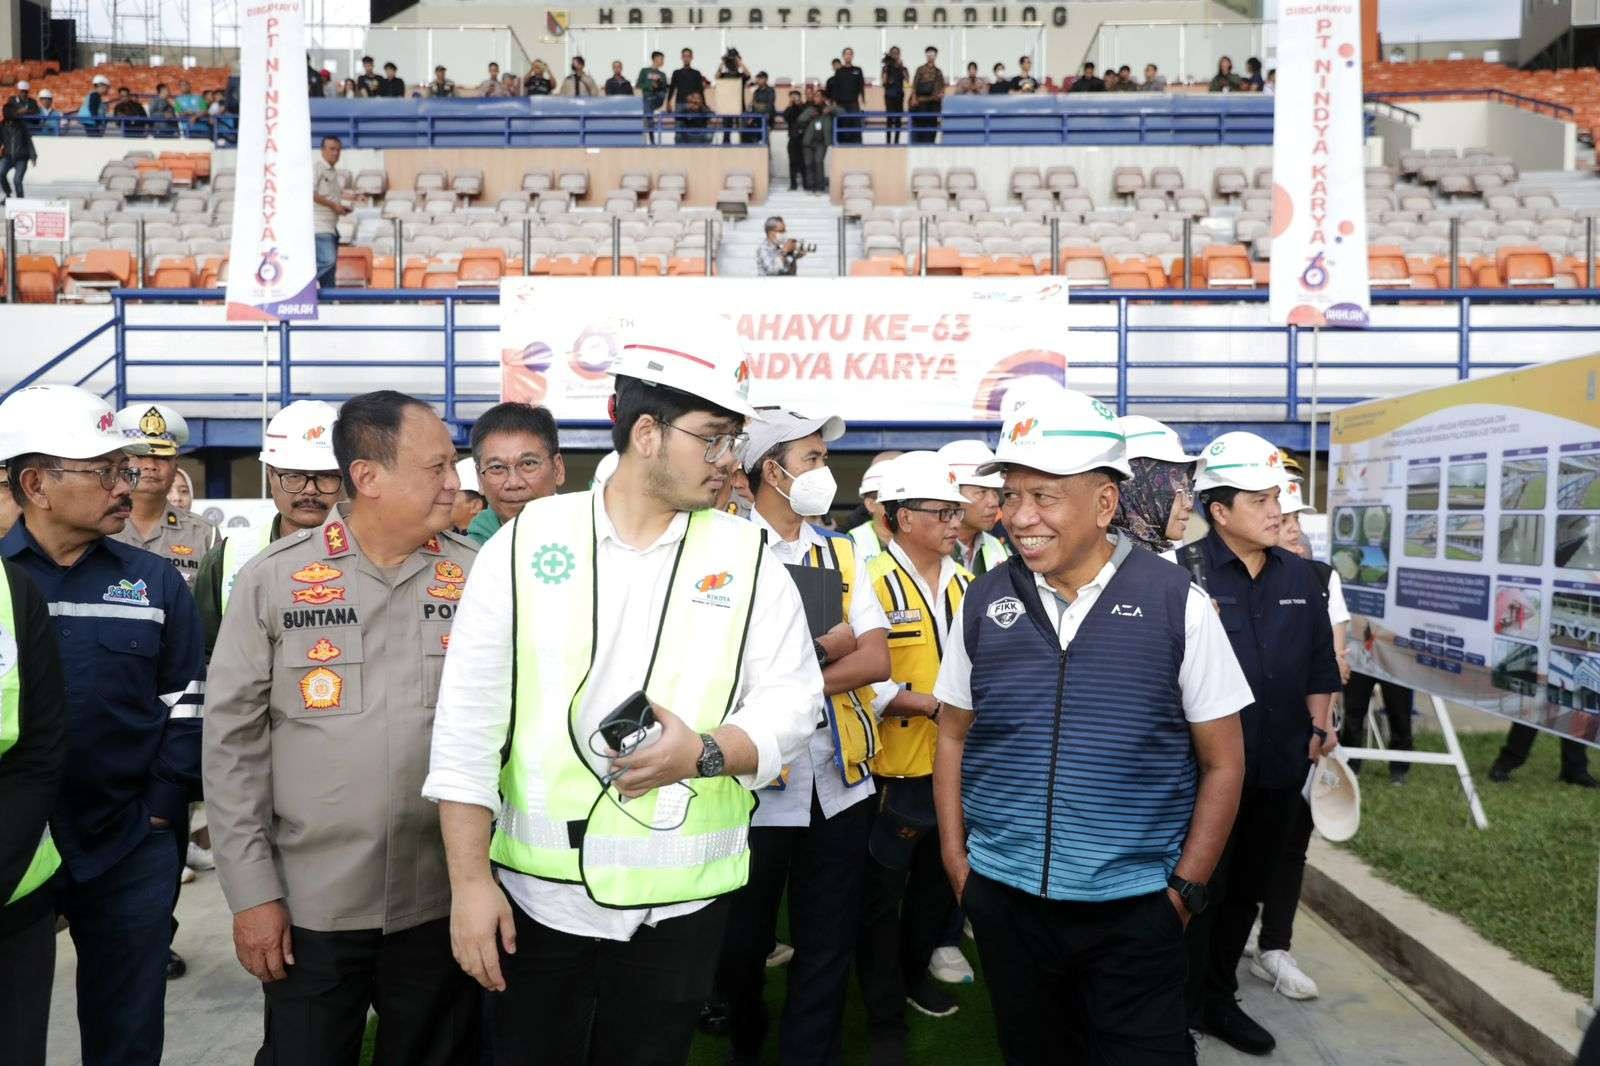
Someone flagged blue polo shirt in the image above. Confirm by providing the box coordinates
[1199,530,1341,789]
[1,521,205,881]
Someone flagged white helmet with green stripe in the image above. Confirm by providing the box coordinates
[980,384,1131,480]
[1194,431,1287,492]
[1117,414,1198,464]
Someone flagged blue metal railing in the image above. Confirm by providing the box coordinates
[829,105,1279,146]
[22,112,239,143]
[311,110,770,148]
[16,287,1587,449]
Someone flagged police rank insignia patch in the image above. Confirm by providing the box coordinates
[299,667,343,709]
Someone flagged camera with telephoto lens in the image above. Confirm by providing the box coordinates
[794,241,817,255]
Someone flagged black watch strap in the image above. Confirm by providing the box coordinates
[1167,873,1209,915]
[813,638,829,667]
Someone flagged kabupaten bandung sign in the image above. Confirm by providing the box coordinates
[567,4,1068,27]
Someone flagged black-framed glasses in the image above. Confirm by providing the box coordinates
[663,422,749,463]
[55,465,140,491]
[274,470,343,493]
[479,455,548,481]
[904,505,965,523]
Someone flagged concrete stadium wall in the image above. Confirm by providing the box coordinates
[1404,101,1575,171]
[25,140,387,189]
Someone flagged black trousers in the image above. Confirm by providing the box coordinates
[0,907,55,1066]
[1341,673,1414,767]
[494,895,729,1065]
[787,138,805,190]
[909,101,941,145]
[255,917,479,1066]
[1497,722,1592,776]
[1185,784,1301,1022]
[855,789,953,1041]
[965,873,1189,1065]
[719,792,872,1065]
[883,96,904,144]
[1257,797,1315,954]
[836,104,862,144]
[803,143,827,193]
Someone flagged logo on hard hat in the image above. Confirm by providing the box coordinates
[1209,441,1226,456]
[1090,399,1115,421]
[139,407,168,438]
[1008,418,1038,444]
[97,411,115,432]
[1267,452,1281,468]
[303,425,326,441]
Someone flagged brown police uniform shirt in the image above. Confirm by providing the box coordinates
[113,504,219,587]
[201,505,478,933]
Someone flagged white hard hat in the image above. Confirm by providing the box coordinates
[858,459,893,498]
[115,403,189,457]
[738,408,844,473]
[16,81,29,91]
[1278,477,1313,516]
[876,451,967,505]
[981,385,1131,480]
[1193,431,1287,492]
[1118,415,1198,464]
[37,88,51,98]
[259,399,338,471]
[938,440,1004,489]
[1309,753,1361,842]
[92,73,110,85]
[0,385,152,461]
[455,456,480,495]
[613,324,759,419]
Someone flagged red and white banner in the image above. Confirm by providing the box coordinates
[1269,0,1371,328]
[498,277,1071,423]
[4,198,69,242]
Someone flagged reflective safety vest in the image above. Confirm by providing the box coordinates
[957,532,1012,577]
[848,521,884,563]
[801,533,879,786]
[0,572,60,905]
[219,520,277,614]
[491,491,765,908]
[867,549,971,778]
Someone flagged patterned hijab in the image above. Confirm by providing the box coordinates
[1111,457,1195,554]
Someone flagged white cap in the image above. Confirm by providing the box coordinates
[877,451,967,505]
[92,73,110,85]
[115,403,189,457]
[0,385,152,461]
[1118,415,1198,464]
[259,400,338,470]
[982,385,1131,480]
[455,456,480,495]
[1193,431,1287,492]
[37,88,51,98]
[1309,753,1361,842]
[858,459,893,498]
[938,440,1004,489]
[1278,477,1313,515]
[613,323,759,419]
[16,81,29,91]
[738,408,844,473]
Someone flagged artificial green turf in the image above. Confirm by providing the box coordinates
[1338,730,1600,996]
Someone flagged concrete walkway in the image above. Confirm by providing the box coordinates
[46,871,1496,1065]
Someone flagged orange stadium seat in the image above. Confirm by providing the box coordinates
[1201,245,1254,288]
[1367,245,1413,288]
[590,256,638,277]
[1498,246,1557,287]
[16,255,61,303]
[148,256,197,289]
[370,255,397,289]
[335,246,373,288]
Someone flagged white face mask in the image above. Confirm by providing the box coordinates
[776,463,838,517]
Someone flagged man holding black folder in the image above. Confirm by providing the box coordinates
[717,408,892,1066]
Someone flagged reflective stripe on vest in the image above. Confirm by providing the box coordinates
[804,534,879,787]
[978,533,1011,574]
[0,571,60,904]
[491,492,763,907]
[867,549,970,778]
[219,521,277,614]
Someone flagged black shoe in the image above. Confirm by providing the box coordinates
[1561,770,1600,788]
[166,950,186,980]
[1488,761,1514,783]
[906,976,959,1018]
[1200,998,1275,1056]
[868,1037,907,1066]
[1389,767,1408,785]
[697,997,730,1036]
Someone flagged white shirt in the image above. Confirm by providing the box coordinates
[934,539,1252,725]
[423,492,821,941]
[1325,569,1351,627]
[748,509,889,826]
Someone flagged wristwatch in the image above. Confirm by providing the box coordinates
[813,638,829,667]
[1167,874,1210,916]
[1310,725,1329,742]
[696,732,725,778]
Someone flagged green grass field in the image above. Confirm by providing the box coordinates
[1513,474,1548,510]
[1407,491,1440,510]
[1445,547,1482,562]
[1340,731,1599,996]
[1404,537,1436,558]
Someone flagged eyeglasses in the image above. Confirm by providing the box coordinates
[663,422,749,464]
[55,465,140,491]
[479,455,549,481]
[904,505,965,523]
[274,470,343,494]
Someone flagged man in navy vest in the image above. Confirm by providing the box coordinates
[931,385,1250,1064]
[1185,431,1342,1056]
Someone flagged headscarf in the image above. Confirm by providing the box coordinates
[1111,457,1194,554]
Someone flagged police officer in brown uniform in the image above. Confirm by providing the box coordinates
[112,404,217,586]
[203,392,481,1066]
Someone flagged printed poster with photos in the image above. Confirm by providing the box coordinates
[1328,353,1600,748]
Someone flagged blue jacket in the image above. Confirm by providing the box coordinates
[2,522,205,881]
[962,541,1193,902]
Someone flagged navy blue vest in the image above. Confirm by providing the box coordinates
[962,541,1194,902]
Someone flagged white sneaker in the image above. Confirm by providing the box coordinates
[186,842,215,871]
[1249,949,1320,1000]
[179,864,196,884]
[765,942,794,967]
[1244,920,1260,959]
[928,945,974,984]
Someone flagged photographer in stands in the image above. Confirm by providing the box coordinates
[757,217,808,277]
[523,58,555,96]
[559,56,599,97]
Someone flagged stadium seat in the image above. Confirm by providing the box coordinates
[1368,245,1413,288]
[1497,246,1557,287]
[335,246,373,288]
[148,255,196,289]
[1202,245,1254,288]
[16,254,60,303]
[1058,247,1110,286]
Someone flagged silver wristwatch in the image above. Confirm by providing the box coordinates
[695,732,725,778]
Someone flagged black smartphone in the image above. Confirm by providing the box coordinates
[598,690,655,752]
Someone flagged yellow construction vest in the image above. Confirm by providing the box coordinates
[0,571,60,905]
[219,520,277,613]
[490,491,765,908]
[848,520,884,563]
[801,533,880,787]
[867,549,971,779]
